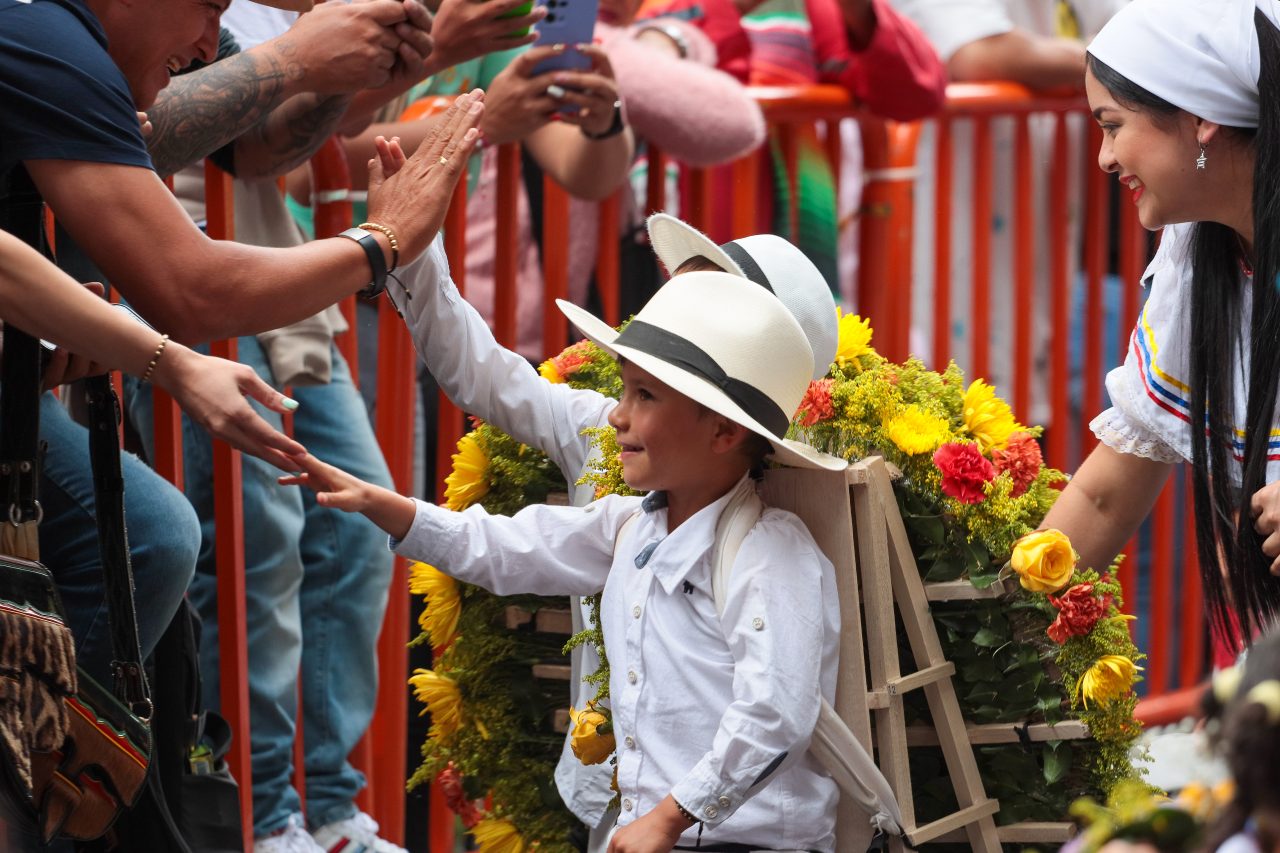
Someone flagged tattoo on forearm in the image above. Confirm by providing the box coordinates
[147,47,303,177]
[239,93,353,179]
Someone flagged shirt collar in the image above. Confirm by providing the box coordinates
[635,475,756,596]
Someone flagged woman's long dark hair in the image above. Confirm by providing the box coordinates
[1088,9,1280,650]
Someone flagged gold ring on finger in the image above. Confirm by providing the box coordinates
[439,156,449,165]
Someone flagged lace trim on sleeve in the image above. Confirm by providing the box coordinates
[1089,407,1185,464]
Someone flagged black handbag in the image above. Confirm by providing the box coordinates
[0,168,154,845]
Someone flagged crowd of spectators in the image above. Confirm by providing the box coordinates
[0,1,1128,851]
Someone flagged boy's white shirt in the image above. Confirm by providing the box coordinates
[392,482,840,850]
[391,240,618,823]
[389,242,839,846]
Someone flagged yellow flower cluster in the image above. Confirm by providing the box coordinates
[444,433,490,511]
[1077,655,1142,708]
[409,562,461,650]
[882,404,951,456]
[537,359,564,384]
[962,379,1024,453]
[834,309,873,369]
[409,668,463,739]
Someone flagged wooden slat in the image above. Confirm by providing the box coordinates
[905,799,1000,846]
[905,720,1089,747]
[934,821,1076,844]
[924,576,1011,601]
[888,662,955,695]
[532,664,572,681]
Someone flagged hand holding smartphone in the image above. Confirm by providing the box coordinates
[529,0,599,76]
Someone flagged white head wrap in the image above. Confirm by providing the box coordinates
[1088,0,1280,128]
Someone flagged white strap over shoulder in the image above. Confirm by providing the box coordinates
[706,479,904,844]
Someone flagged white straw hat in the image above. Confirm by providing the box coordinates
[557,271,848,471]
[646,213,838,380]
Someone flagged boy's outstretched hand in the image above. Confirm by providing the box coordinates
[279,452,417,541]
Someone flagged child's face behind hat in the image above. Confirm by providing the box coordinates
[607,361,753,496]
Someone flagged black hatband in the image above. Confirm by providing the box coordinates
[720,241,773,293]
[614,321,788,437]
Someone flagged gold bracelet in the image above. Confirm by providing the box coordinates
[141,334,169,383]
[673,798,700,825]
[358,222,399,272]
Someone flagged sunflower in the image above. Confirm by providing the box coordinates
[471,818,525,853]
[409,562,461,650]
[834,309,874,369]
[537,359,563,384]
[444,433,490,511]
[1076,655,1142,708]
[882,405,951,455]
[409,668,463,739]
[962,379,1023,453]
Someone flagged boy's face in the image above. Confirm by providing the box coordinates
[607,361,730,494]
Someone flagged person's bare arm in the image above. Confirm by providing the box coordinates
[147,0,430,178]
[0,231,305,468]
[25,93,485,344]
[1039,443,1174,572]
[947,29,1085,90]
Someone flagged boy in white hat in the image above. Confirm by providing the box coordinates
[360,206,842,847]
[281,270,847,852]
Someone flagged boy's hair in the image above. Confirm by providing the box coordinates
[673,255,726,274]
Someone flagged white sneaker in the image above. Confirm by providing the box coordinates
[310,810,408,853]
[254,814,325,853]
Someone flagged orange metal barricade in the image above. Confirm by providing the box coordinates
[157,82,1209,849]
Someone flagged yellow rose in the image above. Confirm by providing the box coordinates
[568,702,615,765]
[1077,655,1142,707]
[1009,528,1076,593]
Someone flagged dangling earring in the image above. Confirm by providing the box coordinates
[1196,141,1207,170]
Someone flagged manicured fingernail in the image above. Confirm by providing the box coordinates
[552,43,566,51]
[282,397,299,411]
[546,83,566,99]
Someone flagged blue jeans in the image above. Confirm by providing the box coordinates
[37,393,199,685]
[126,338,395,836]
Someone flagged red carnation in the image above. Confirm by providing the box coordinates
[933,442,996,504]
[993,432,1043,497]
[438,763,483,829]
[1047,582,1112,644]
[796,379,836,428]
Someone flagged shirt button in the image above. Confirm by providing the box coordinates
[703,805,718,819]
[718,796,730,808]
[622,798,633,812]
[624,735,635,749]
[627,670,638,684]
[632,605,641,619]
[752,617,765,631]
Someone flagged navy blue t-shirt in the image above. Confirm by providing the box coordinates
[0,0,152,178]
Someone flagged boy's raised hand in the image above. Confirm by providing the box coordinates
[279,452,418,540]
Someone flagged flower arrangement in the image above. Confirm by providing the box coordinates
[1064,778,1234,852]
[412,312,1147,848]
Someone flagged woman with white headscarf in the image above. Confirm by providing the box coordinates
[1041,0,1280,656]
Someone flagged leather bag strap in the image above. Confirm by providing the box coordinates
[85,374,151,718]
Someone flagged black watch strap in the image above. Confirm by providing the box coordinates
[582,100,626,140]
[339,226,387,297]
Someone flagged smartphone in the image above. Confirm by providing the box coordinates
[112,301,155,330]
[499,0,534,38]
[530,0,598,77]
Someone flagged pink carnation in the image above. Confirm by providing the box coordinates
[933,442,996,504]
[438,763,483,829]
[795,379,835,428]
[993,432,1043,497]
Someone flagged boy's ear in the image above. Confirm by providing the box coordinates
[708,416,752,455]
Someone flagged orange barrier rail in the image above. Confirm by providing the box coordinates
[153,82,1204,849]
